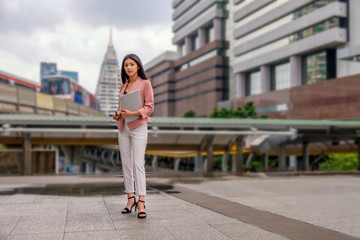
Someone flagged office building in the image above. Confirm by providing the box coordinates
[58,70,78,83]
[146,0,360,119]
[40,62,79,83]
[40,62,57,79]
[229,0,360,119]
[95,29,121,117]
[145,0,229,117]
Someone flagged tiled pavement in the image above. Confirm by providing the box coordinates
[0,174,359,240]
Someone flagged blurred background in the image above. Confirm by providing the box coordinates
[1,0,360,176]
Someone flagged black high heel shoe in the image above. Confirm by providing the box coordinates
[137,200,147,219]
[122,196,136,214]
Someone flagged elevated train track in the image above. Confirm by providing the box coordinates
[0,82,103,117]
[0,114,360,174]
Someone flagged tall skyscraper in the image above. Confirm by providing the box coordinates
[95,28,121,116]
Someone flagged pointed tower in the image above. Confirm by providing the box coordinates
[95,28,121,116]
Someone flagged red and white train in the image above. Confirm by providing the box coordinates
[0,70,100,111]
[0,70,41,92]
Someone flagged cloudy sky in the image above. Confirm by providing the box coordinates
[0,0,176,93]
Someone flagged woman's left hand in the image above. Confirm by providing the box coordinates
[121,109,131,118]
[121,109,140,119]
[121,109,138,118]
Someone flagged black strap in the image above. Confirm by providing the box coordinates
[138,211,147,218]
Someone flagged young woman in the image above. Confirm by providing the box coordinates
[112,53,154,219]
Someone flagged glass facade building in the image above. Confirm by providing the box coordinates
[146,0,360,119]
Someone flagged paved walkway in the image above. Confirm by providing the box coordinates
[0,174,359,240]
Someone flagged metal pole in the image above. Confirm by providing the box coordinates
[195,151,203,172]
[303,141,310,171]
[206,141,213,174]
[234,137,243,174]
[222,152,228,172]
[22,133,31,175]
[263,152,269,172]
[151,155,158,172]
[174,158,181,172]
[278,143,286,171]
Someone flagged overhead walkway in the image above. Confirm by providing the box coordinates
[0,114,360,174]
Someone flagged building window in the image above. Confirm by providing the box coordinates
[303,51,327,84]
[271,62,290,90]
[205,25,214,44]
[293,0,336,20]
[302,49,336,85]
[191,34,198,51]
[245,70,261,96]
[236,17,341,63]
[216,2,227,10]
[289,18,340,43]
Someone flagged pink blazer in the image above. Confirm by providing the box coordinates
[116,77,154,131]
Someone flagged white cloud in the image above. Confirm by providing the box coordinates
[0,0,175,94]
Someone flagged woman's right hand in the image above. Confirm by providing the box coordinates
[112,112,120,120]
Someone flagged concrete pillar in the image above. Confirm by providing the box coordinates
[233,137,243,174]
[198,28,206,48]
[206,143,213,174]
[289,155,297,171]
[263,152,269,172]
[195,151,203,172]
[278,143,286,171]
[290,56,302,87]
[236,73,246,98]
[185,36,192,55]
[152,155,158,172]
[213,18,223,40]
[303,141,310,171]
[260,65,271,93]
[245,153,254,170]
[174,158,181,172]
[231,154,236,172]
[22,133,31,175]
[177,44,183,58]
[222,152,229,172]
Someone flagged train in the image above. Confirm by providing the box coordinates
[0,70,41,92]
[0,70,103,116]
[41,75,100,111]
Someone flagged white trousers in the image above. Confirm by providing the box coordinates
[118,123,148,196]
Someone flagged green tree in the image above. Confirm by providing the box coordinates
[183,110,196,118]
[244,101,257,118]
[208,101,267,119]
[233,106,246,118]
[320,153,358,171]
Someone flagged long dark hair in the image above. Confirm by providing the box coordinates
[120,53,148,84]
